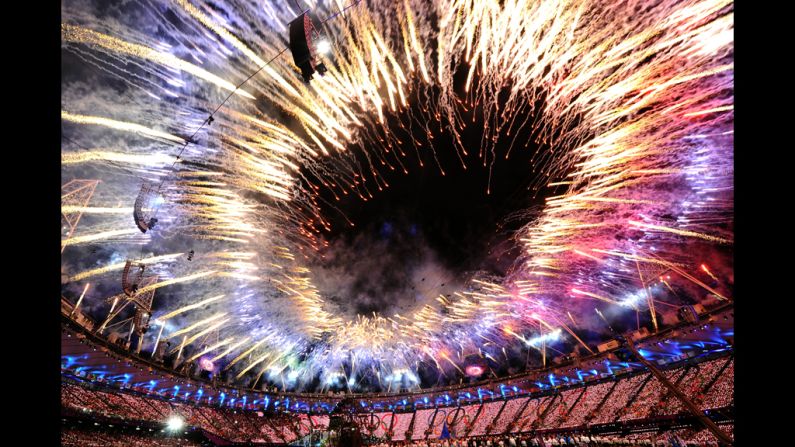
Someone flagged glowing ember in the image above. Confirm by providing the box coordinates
[199,357,215,372]
[465,365,485,377]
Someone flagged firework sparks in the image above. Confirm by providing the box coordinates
[62,111,186,144]
[61,0,733,392]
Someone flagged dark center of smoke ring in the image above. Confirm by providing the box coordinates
[302,77,577,320]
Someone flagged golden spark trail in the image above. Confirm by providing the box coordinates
[62,228,139,247]
[67,253,184,282]
[61,24,255,99]
[683,105,734,117]
[135,271,218,295]
[236,352,273,378]
[628,220,732,244]
[186,337,237,363]
[210,337,252,362]
[61,206,134,214]
[158,294,226,321]
[61,151,175,165]
[71,283,91,316]
[172,318,230,354]
[61,111,186,144]
[166,313,228,339]
[701,264,719,281]
[224,339,269,370]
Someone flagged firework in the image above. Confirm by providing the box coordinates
[61,0,733,392]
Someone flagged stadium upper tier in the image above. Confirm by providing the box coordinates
[62,304,732,415]
[62,353,733,444]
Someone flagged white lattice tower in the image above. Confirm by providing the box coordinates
[61,179,100,253]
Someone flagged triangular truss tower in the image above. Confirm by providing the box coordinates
[97,265,158,353]
[61,179,100,253]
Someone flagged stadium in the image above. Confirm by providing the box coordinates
[61,0,734,446]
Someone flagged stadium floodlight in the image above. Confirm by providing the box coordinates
[288,12,328,82]
[166,415,184,431]
[316,39,331,55]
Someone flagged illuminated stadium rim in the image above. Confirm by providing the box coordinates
[62,303,733,405]
[62,346,733,416]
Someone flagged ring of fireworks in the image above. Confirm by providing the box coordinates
[61,0,733,394]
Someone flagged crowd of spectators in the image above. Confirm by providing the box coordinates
[61,427,202,447]
[514,396,547,432]
[619,375,667,422]
[62,353,733,445]
[656,367,700,416]
[62,381,294,443]
[491,397,528,434]
[389,411,414,440]
[363,412,392,438]
[590,374,650,424]
[468,401,503,436]
[544,388,585,428]
[310,414,330,431]
[699,360,733,410]
[560,382,613,428]
[368,424,733,447]
[411,408,437,439]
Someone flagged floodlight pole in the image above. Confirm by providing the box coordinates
[623,337,733,446]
